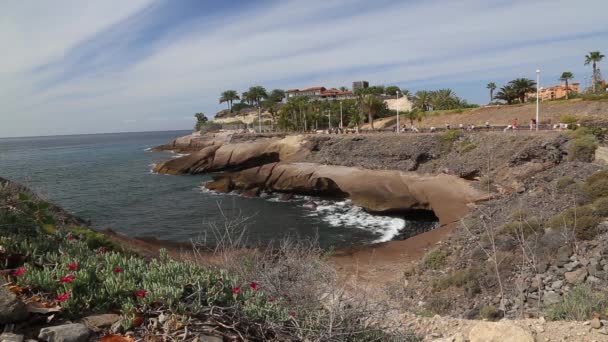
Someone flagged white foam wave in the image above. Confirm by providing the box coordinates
[149,163,157,174]
[144,147,153,152]
[307,200,405,243]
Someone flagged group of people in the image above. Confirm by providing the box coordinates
[503,118,538,131]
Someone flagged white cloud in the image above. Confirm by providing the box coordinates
[1,0,607,137]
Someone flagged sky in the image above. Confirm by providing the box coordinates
[1,0,607,137]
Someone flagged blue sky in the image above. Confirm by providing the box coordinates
[1,0,607,137]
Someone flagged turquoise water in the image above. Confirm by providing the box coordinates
[0,131,424,247]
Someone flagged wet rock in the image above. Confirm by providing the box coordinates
[0,333,24,342]
[468,322,534,342]
[0,287,28,324]
[81,314,120,332]
[38,324,91,342]
[565,268,588,285]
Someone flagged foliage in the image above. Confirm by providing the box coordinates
[268,89,286,103]
[509,78,537,104]
[199,122,222,134]
[585,171,608,199]
[494,85,518,105]
[231,102,253,112]
[360,94,387,129]
[423,249,447,270]
[556,176,575,191]
[194,113,208,131]
[243,86,268,106]
[219,90,240,112]
[486,82,497,102]
[560,115,578,125]
[438,129,461,144]
[546,205,601,240]
[568,134,598,162]
[592,197,608,217]
[479,305,501,321]
[581,93,608,101]
[547,285,608,320]
[559,72,574,99]
[384,85,400,95]
[584,51,605,93]
[458,138,477,153]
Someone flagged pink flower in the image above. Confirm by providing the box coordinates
[135,290,146,298]
[68,263,78,271]
[249,282,259,290]
[12,268,26,276]
[231,287,241,295]
[268,297,274,302]
[56,292,70,302]
[289,311,296,317]
[113,267,123,273]
[96,247,108,254]
[59,275,76,283]
[67,234,77,241]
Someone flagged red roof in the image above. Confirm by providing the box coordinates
[286,89,299,93]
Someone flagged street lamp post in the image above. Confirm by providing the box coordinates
[328,110,332,131]
[340,101,343,129]
[396,90,400,134]
[536,69,540,132]
[258,105,262,133]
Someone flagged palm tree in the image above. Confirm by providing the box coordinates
[404,109,426,126]
[247,86,268,106]
[268,89,285,103]
[339,86,348,92]
[360,94,385,129]
[494,85,518,105]
[430,89,460,110]
[486,82,497,103]
[509,78,537,103]
[349,113,362,133]
[559,72,574,99]
[585,51,605,93]
[412,90,432,111]
[241,91,251,105]
[219,90,239,112]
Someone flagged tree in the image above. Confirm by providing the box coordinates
[559,72,574,99]
[494,85,518,105]
[349,112,362,133]
[219,90,239,112]
[246,86,268,106]
[385,86,400,96]
[486,82,497,103]
[585,51,605,93]
[268,89,286,103]
[404,109,426,126]
[241,91,251,105]
[412,90,432,111]
[400,89,412,100]
[430,89,460,110]
[509,78,537,103]
[360,94,386,129]
[262,100,278,130]
[194,113,208,130]
[339,86,349,92]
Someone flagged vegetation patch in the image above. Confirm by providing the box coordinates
[547,285,608,321]
[546,206,601,240]
[423,248,448,270]
[568,133,598,162]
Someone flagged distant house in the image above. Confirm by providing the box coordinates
[286,86,353,100]
[528,82,580,101]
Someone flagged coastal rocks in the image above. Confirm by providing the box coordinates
[81,314,121,332]
[38,324,90,342]
[207,163,488,225]
[0,287,28,324]
[154,135,310,175]
[468,321,534,342]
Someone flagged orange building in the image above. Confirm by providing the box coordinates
[529,82,580,101]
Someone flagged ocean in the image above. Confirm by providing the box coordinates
[0,131,432,248]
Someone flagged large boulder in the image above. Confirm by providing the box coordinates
[565,268,588,285]
[0,287,28,324]
[468,321,534,342]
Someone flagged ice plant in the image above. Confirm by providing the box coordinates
[67,263,78,271]
[268,297,274,302]
[96,247,108,254]
[231,287,241,295]
[113,267,123,273]
[249,281,259,290]
[67,234,77,241]
[289,311,296,317]
[12,268,26,276]
[59,275,76,283]
[56,292,70,302]
[135,290,146,298]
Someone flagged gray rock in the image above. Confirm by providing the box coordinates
[551,280,564,289]
[543,291,561,305]
[587,275,601,284]
[0,333,24,342]
[557,246,572,260]
[38,324,91,342]
[565,268,588,285]
[564,261,579,272]
[81,314,120,332]
[588,263,602,275]
[555,267,567,276]
[590,257,599,266]
[536,262,548,273]
[0,287,28,324]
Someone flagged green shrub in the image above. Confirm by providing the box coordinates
[546,285,608,320]
[560,115,578,126]
[585,171,608,200]
[568,135,598,162]
[423,249,447,270]
[458,138,477,153]
[592,197,608,217]
[546,206,601,240]
[586,170,608,185]
[500,219,542,238]
[581,93,608,101]
[479,305,501,321]
[439,129,461,143]
[556,176,574,191]
[426,296,453,315]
